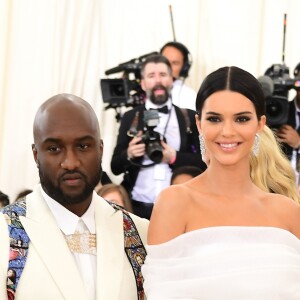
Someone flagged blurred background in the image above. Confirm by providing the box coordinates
[1,0,300,200]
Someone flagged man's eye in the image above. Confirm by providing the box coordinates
[78,144,89,150]
[48,146,60,152]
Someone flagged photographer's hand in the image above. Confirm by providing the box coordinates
[127,132,145,159]
[277,125,300,148]
[161,140,177,164]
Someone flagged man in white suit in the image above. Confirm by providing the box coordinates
[0,94,148,300]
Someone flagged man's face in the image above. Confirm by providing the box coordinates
[161,46,184,79]
[141,62,173,105]
[33,103,103,207]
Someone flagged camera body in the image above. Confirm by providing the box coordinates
[140,110,163,164]
[261,64,300,129]
[101,52,158,109]
[100,78,145,107]
[140,129,163,164]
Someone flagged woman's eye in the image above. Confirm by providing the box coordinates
[206,116,220,122]
[236,116,250,122]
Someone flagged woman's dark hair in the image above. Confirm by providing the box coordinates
[196,66,265,119]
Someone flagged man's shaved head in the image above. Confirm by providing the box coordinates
[33,93,100,143]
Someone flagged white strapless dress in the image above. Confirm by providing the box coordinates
[142,226,300,300]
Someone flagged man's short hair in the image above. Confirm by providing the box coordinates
[140,54,172,78]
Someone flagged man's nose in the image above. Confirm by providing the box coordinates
[60,149,80,170]
[154,75,163,84]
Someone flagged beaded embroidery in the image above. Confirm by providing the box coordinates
[1,198,28,300]
[108,201,147,300]
[65,232,97,255]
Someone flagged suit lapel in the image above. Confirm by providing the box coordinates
[22,186,88,300]
[95,199,124,300]
[174,105,188,150]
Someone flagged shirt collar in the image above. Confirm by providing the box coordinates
[41,186,96,235]
[145,98,172,111]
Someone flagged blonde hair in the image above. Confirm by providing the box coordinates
[250,126,300,204]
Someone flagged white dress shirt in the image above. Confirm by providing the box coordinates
[131,98,180,203]
[171,79,197,111]
[42,187,97,300]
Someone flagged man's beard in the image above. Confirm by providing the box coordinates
[149,85,170,105]
[38,164,102,206]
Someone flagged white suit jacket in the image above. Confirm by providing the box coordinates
[0,185,149,300]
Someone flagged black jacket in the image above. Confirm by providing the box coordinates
[111,104,206,193]
[282,99,300,159]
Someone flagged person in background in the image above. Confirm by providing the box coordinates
[0,191,9,208]
[142,66,300,299]
[111,55,206,220]
[97,183,133,213]
[250,125,300,203]
[0,94,148,300]
[15,189,33,202]
[170,166,203,185]
[276,62,300,184]
[160,41,197,110]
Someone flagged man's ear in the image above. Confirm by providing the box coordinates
[99,139,104,156]
[141,79,146,91]
[32,144,39,167]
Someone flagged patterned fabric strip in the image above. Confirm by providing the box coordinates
[108,201,147,300]
[1,198,29,300]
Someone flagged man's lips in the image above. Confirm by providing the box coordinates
[154,88,165,95]
[61,173,84,186]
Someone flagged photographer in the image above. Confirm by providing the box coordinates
[111,55,206,219]
[276,63,300,180]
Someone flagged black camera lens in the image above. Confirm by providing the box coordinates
[146,142,163,163]
[265,95,289,127]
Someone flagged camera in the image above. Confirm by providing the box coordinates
[140,110,163,164]
[100,78,145,107]
[259,64,300,128]
[100,51,158,109]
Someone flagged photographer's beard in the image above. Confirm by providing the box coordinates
[148,84,170,105]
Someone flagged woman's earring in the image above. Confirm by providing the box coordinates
[252,134,260,157]
[199,134,206,158]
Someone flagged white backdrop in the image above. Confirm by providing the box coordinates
[1,0,300,201]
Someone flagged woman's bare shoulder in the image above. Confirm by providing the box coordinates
[147,184,194,245]
[265,193,300,238]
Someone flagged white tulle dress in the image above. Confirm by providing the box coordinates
[142,226,300,300]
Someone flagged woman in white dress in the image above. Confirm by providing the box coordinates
[142,66,300,300]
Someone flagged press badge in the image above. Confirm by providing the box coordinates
[153,164,166,180]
